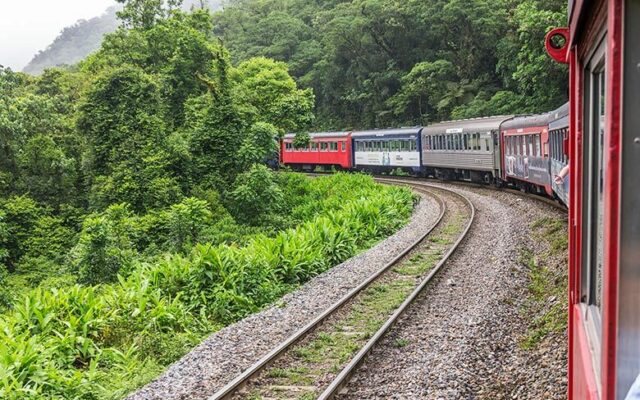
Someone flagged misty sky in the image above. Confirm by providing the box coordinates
[0,0,117,71]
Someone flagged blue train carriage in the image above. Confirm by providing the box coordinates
[548,103,569,205]
[351,128,423,174]
[421,116,512,183]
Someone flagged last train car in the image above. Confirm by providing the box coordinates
[421,116,512,183]
[281,132,353,170]
[500,112,554,196]
[545,0,640,398]
[351,128,423,174]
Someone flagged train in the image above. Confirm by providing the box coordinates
[544,0,640,399]
[280,104,571,205]
[281,0,638,398]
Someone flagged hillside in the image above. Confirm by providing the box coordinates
[23,0,223,75]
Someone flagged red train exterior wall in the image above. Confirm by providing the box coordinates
[281,134,353,169]
[565,0,625,398]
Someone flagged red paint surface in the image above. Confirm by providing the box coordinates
[564,0,625,398]
[601,1,623,398]
[573,305,601,400]
[281,134,353,169]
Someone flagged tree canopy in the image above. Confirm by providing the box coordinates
[213,0,568,129]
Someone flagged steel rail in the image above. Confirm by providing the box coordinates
[208,183,446,400]
[317,180,476,400]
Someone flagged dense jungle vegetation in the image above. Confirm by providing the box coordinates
[214,0,568,129]
[1,1,415,397]
[1,0,567,397]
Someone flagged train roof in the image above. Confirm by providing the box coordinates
[500,112,552,131]
[283,131,351,139]
[421,116,513,135]
[351,127,423,138]
[549,102,569,130]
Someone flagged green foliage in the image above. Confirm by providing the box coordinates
[214,0,567,128]
[238,122,280,171]
[71,204,138,285]
[292,132,311,150]
[79,66,183,212]
[228,165,284,226]
[0,196,44,271]
[231,57,315,133]
[0,174,414,397]
[164,197,213,253]
[116,0,185,30]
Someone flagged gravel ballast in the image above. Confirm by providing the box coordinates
[337,183,568,400]
[127,190,442,400]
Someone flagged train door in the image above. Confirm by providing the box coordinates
[580,34,607,393]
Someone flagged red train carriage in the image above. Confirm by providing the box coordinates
[500,113,554,196]
[280,132,353,170]
[546,0,640,399]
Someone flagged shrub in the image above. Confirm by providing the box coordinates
[0,174,415,397]
[227,164,284,225]
[71,204,138,285]
[0,196,44,271]
[164,197,213,253]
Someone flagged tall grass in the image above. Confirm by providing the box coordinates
[0,173,414,399]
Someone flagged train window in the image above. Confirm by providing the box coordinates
[581,37,607,351]
[485,136,490,152]
[311,142,318,151]
[320,142,328,151]
[331,142,337,151]
[463,134,468,150]
[341,141,346,151]
[535,135,541,157]
[469,133,478,151]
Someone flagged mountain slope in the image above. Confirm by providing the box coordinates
[23,1,222,75]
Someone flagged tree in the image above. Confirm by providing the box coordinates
[116,0,184,30]
[0,196,44,271]
[78,66,180,211]
[71,204,138,285]
[231,57,315,133]
[227,165,284,225]
[17,135,77,207]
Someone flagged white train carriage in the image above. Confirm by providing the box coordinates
[352,128,423,173]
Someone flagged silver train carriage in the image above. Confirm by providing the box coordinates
[421,116,512,183]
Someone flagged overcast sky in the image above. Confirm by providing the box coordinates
[0,0,117,71]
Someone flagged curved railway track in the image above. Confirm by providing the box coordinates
[209,180,475,400]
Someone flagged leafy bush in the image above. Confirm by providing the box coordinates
[71,204,138,285]
[164,197,213,253]
[0,196,44,271]
[0,174,414,398]
[227,164,284,226]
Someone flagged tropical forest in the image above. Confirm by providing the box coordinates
[0,0,567,398]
